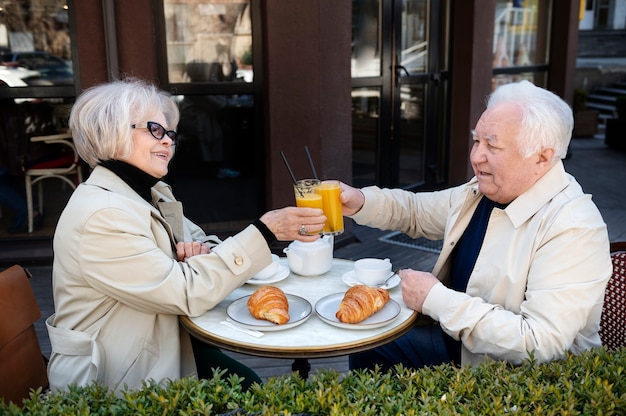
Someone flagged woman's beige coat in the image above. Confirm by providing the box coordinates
[351,161,612,366]
[46,166,272,393]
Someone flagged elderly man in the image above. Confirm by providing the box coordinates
[340,80,612,371]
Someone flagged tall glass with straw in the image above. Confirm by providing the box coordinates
[281,149,344,236]
[317,179,343,235]
[304,146,344,235]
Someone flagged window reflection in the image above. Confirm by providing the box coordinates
[401,0,428,75]
[175,60,254,178]
[0,0,73,87]
[167,90,257,224]
[163,0,252,84]
[351,87,380,187]
[492,0,551,90]
[352,0,381,78]
[398,84,425,187]
[161,1,258,229]
[351,0,428,78]
[0,97,76,237]
[492,0,550,69]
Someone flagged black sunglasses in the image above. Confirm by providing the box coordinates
[131,121,178,145]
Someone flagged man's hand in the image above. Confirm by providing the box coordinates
[339,181,366,216]
[398,269,440,313]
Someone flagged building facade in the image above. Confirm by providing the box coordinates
[0,0,588,242]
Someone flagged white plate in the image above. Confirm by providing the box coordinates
[315,292,401,330]
[226,293,312,331]
[246,264,290,285]
[341,270,400,290]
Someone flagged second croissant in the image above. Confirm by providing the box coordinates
[335,285,390,324]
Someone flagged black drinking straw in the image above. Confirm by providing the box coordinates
[304,145,319,179]
[280,151,302,196]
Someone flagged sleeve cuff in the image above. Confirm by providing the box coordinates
[253,218,277,245]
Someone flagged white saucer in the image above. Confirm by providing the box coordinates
[341,270,400,290]
[247,264,290,285]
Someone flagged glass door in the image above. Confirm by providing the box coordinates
[351,0,449,190]
[0,0,77,238]
[157,0,261,233]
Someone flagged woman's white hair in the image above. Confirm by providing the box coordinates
[487,80,573,162]
[69,77,180,168]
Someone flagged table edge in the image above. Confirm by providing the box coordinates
[180,310,418,359]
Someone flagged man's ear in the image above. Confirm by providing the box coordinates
[536,147,555,171]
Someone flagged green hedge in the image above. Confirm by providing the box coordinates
[2,347,626,415]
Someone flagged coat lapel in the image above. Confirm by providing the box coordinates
[155,200,185,243]
[152,182,188,243]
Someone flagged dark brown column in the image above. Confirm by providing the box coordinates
[73,0,160,90]
[262,0,352,209]
[548,0,581,106]
[114,0,160,82]
[447,1,496,185]
[72,1,108,88]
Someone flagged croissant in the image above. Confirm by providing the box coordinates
[335,285,390,324]
[247,286,290,325]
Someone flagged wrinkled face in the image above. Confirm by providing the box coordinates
[123,112,175,179]
[470,102,552,204]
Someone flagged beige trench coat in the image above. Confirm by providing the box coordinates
[46,166,272,393]
[351,161,612,366]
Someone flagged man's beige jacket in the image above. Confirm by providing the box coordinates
[352,161,612,366]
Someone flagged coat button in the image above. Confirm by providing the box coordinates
[234,256,244,266]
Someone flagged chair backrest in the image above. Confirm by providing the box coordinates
[599,242,626,350]
[0,265,49,407]
[26,133,82,175]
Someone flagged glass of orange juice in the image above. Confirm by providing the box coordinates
[294,179,323,235]
[318,180,344,235]
[294,179,322,208]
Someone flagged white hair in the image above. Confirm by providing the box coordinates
[487,80,573,161]
[69,77,179,168]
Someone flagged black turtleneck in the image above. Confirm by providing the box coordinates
[99,160,159,204]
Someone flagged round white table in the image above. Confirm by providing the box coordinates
[180,258,417,377]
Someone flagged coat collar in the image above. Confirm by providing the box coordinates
[465,160,570,228]
[85,166,186,243]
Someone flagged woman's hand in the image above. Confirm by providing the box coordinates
[176,241,210,261]
[259,206,326,241]
[339,181,365,216]
[398,269,440,313]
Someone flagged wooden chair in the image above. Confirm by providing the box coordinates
[599,242,626,350]
[25,132,83,232]
[0,265,49,406]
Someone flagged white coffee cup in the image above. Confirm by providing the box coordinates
[253,254,280,280]
[354,258,392,286]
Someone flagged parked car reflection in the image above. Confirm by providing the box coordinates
[1,51,74,86]
[0,64,42,87]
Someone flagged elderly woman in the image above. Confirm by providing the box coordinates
[340,80,612,371]
[46,78,326,393]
